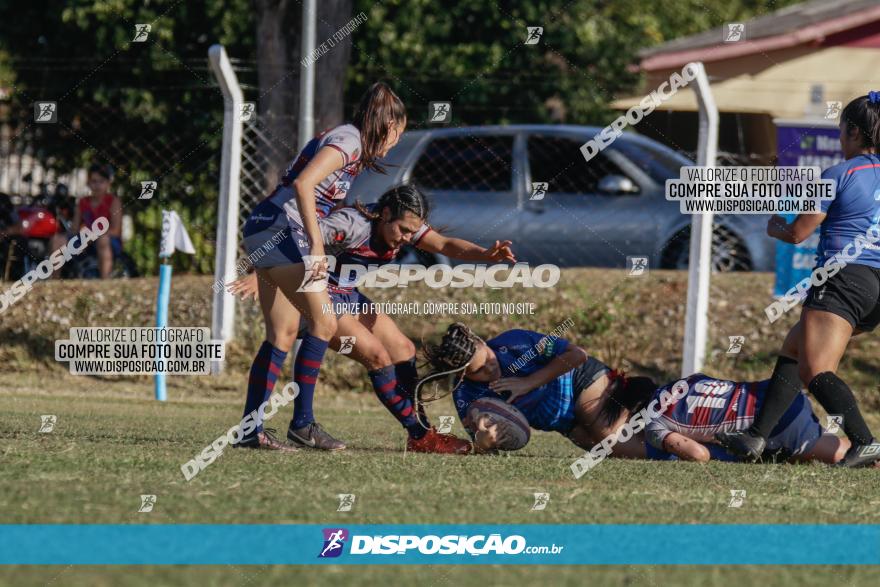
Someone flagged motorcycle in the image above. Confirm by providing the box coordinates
[0,183,139,281]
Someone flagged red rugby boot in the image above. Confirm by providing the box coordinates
[407,427,472,455]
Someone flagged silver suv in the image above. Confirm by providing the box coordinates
[346,125,774,271]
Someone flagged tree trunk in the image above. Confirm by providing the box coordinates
[254,0,299,192]
[314,0,353,133]
[253,0,352,192]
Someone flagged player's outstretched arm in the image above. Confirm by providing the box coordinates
[767,212,825,244]
[662,432,711,463]
[417,231,515,263]
[492,345,588,403]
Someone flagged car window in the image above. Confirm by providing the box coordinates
[527,135,631,194]
[613,139,687,182]
[412,136,513,191]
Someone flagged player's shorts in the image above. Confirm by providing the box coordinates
[242,200,310,268]
[326,287,372,317]
[109,236,122,258]
[764,392,823,458]
[804,263,880,332]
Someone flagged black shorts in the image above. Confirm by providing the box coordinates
[804,263,880,331]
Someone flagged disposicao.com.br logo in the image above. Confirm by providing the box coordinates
[318,529,563,558]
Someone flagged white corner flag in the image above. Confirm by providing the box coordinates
[159,210,196,258]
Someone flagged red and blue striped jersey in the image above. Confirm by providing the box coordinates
[316,205,431,292]
[269,124,362,218]
[644,373,762,451]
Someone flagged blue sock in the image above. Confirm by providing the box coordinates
[243,341,287,440]
[394,357,429,428]
[370,365,426,440]
[291,334,329,429]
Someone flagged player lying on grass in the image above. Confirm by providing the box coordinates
[422,323,855,465]
[592,371,852,464]
[421,322,625,454]
[231,185,515,454]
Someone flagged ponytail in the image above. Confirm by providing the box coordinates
[352,82,407,174]
[841,91,880,149]
[597,371,658,427]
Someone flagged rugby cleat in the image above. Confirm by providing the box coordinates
[234,428,299,452]
[715,429,766,461]
[407,427,472,455]
[287,422,346,451]
[836,441,880,468]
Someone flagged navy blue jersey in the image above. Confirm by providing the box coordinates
[818,154,880,268]
[453,329,579,433]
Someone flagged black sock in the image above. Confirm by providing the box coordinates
[808,372,875,446]
[750,356,801,439]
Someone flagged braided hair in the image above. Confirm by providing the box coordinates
[841,91,880,149]
[412,323,481,410]
[423,322,480,376]
[354,184,430,223]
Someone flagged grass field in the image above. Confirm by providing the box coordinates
[1,271,879,585]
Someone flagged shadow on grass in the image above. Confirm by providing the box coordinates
[0,327,55,366]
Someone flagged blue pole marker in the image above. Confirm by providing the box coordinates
[154,262,172,401]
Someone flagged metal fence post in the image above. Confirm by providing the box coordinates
[681,61,718,377]
[208,44,243,374]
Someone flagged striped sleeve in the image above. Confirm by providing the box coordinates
[318,125,362,167]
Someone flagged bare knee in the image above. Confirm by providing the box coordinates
[267,332,297,352]
[266,322,300,352]
[354,343,392,371]
[309,313,337,340]
[834,438,851,463]
[692,444,711,463]
[388,336,416,362]
[799,363,828,387]
[49,234,67,251]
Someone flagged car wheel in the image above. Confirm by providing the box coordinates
[661,225,752,272]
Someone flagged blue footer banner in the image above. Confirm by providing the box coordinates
[1,524,878,565]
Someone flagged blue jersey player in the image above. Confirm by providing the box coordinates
[422,322,655,455]
[425,323,855,465]
[718,92,880,467]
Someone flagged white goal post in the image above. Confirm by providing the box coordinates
[681,61,718,377]
[208,44,243,374]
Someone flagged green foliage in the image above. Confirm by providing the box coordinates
[1,0,805,273]
[0,0,254,274]
[348,0,803,126]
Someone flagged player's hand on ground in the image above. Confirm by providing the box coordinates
[485,240,516,263]
[227,272,259,301]
[490,377,534,403]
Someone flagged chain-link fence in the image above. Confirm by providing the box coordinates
[0,67,224,280]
